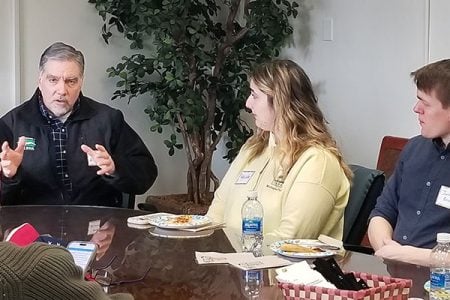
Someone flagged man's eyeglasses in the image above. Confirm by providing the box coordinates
[86,255,151,286]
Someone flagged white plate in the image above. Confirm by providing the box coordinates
[148,214,211,229]
[127,212,174,225]
[424,280,430,292]
[127,223,153,229]
[148,227,214,239]
[270,239,337,259]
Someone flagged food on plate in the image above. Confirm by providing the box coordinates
[170,215,193,224]
[280,243,324,253]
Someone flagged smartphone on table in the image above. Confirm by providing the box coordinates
[67,241,98,275]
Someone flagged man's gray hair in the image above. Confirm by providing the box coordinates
[39,42,85,75]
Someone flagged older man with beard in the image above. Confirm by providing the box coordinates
[0,42,157,207]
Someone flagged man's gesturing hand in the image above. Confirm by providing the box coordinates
[81,144,116,176]
[0,136,26,178]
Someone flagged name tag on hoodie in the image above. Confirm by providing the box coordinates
[236,171,254,184]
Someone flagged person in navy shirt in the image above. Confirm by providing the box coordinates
[368,59,450,266]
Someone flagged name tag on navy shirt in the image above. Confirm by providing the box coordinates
[236,171,254,184]
[436,185,450,209]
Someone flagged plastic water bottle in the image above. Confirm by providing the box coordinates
[430,232,450,300]
[241,269,262,299]
[241,190,263,256]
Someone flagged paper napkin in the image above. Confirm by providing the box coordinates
[195,252,254,265]
[275,261,336,288]
[179,222,226,232]
[228,255,292,271]
[318,234,343,249]
[195,251,292,270]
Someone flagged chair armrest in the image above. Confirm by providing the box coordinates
[137,203,158,213]
[343,243,374,255]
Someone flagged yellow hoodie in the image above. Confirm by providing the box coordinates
[207,137,350,242]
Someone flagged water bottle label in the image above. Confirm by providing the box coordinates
[242,218,262,233]
[431,272,446,288]
[244,270,262,281]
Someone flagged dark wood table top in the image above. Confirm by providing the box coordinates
[0,205,429,299]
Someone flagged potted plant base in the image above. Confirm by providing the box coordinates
[145,194,212,215]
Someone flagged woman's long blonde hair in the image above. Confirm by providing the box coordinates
[245,60,352,180]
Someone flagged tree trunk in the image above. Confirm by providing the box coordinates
[187,151,214,205]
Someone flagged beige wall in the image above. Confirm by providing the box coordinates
[429,0,450,61]
[284,0,428,166]
[0,0,20,112]
[1,0,450,200]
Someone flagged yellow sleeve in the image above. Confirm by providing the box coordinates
[266,148,349,240]
[206,148,249,222]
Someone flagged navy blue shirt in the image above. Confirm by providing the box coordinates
[369,135,450,249]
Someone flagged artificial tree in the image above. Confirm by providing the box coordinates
[89,0,300,205]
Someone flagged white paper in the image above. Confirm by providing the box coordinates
[195,251,254,265]
[87,154,97,166]
[275,261,336,288]
[228,255,292,271]
[87,219,101,235]
[318,234,343,249]
[179,222,226,232]
[195,252,291,270]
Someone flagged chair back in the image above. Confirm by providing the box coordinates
[376,136,409,180]
[121,193,136,209]
[343,164,385,245]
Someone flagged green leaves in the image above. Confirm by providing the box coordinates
[89,0,300,162]
[163,134,183,156]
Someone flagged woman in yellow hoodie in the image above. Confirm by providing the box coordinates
[207,60,352,243]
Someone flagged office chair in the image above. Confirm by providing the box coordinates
[376,136,409,180]
[343,164,385,254]
[137,202,158,212]
[121,193,136,209]
[122,193,159,212]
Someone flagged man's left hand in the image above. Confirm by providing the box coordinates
[375,239,431,266]
[374,239,403,260]
[81,144,115,176]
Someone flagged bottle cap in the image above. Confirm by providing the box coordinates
[247,190,258,199]
[436,232,450,243]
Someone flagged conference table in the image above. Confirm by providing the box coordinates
[0,205,429,299]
